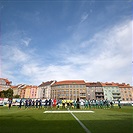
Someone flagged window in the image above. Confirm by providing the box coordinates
[76,85,79,88]
[80,85,83,88]
[61,85,64,88]
[66,85,69,88]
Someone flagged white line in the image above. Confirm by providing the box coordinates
[44,110,92,133]
[70,111,91,133]
[68,109,92,133]
[44,110,94,113]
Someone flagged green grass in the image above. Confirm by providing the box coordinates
[0,106,132,133]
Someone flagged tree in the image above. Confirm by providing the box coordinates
[0,92,5,98]
[0,88,13,98]
[13,95,20,98]
[5,88,13,98]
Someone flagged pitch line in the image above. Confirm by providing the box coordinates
[68,109,92,133]
[44,110,94,113]
[44,110,93,133]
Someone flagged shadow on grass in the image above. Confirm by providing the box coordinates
[0,117,132,133]
[82,119,132,133]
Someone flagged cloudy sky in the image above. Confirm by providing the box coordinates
[0,0,132,85]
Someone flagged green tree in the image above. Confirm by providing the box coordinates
[5,88,13,98]
[0,92,5,98]
[13,95,20,98]
[0,88,13,98]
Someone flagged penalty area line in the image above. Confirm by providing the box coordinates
[44,109,93,133]
[68,109,92,133]
[44,110,94,113]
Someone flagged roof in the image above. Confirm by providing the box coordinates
[38,81,54,87]
[10,85,18,89]
[101,82,118,87]
[52,80,85,86]
[0,78,11,84]
[116,83,132,88]
[86,82,102,87]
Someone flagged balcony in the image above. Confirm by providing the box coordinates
[80,93,86,97]
[95,94,104,97]
[112,95,121,98]
[112,91,120,94]
[80,95,86,98]
[80,91,86,93]
[95,90,103,93]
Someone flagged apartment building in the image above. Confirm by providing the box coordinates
[1,77,132,102]
[0,78,12,92]
[37,81,55,99]
[116,83,132,101]
[11,85,20,96]
[20,85,37,99]
[51,80,86,100]
[86,82,104,100]
[11,84,26,97]
[29,86,38,98]
[101,82,121,101]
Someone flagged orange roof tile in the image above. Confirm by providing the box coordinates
[116,83,131,88]
[10,85,17,89]
[0,78,11,83]
[101,82,118,87]
[86,82,102,87]
[38,81,54,87]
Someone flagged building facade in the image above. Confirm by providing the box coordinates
[51,80,86,100]
[86,82,104,100]
[11,84,25,97]
[101,82,121,101]
[29,86,38,98]
[0,77,132,102]
[20,85,37,99]
[117,83,132,101]
[11,85,19,96]
[37,81,56,99]
[0,78,12,92]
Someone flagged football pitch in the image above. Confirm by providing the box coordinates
[0,106,132,133]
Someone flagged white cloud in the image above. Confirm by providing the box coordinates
[80,12,89,23]
[2,45,29,63]
[58,20,132,84]
[21,37,31,46]
[1,20,132,85]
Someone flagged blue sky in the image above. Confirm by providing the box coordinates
[0,0,132,85]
